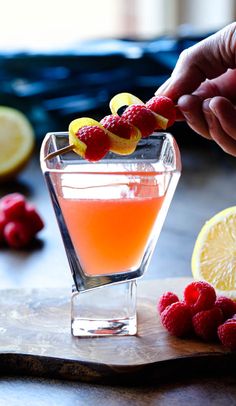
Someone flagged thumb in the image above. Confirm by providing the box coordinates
[155,23,236,101]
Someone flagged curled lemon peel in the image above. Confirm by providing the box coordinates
[67,93,170,160]
[68,117,103,157]
[109,92,144,115]
[69,117,141,157]
[105,125,141,155]
[152,111,168,130]
[109,92,168,130]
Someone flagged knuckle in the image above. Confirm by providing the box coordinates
[220,22,236,66]
[178,48,190,63]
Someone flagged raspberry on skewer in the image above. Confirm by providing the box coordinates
[76,125,110,162]
[122,105,158,138]
[44,92,170,162]
[100,114,136,140]
[146,96,176,128]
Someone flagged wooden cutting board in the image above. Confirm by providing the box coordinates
[0,277,234,383]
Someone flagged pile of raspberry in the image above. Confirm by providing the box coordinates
[0,193,44,249]
[158,281,236,350]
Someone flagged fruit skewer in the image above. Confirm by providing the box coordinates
[43,144,75,161]
[44,93,176,162]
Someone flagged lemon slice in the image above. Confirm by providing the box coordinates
[109,92,144,115]
[191,207,236,300]
[0,106,35,180]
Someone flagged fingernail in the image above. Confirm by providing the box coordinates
[203,99,213,126]
[202,98,211,113]
[177,95,193,121]
[208,99,217,115]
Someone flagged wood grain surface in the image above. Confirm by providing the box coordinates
[0,277,235,384]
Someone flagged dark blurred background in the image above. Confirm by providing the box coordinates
[1,0,236,148]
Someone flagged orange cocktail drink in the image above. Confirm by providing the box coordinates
[41,132,181,337]
[59,176,165,276]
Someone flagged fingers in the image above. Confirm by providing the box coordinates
[209,97,236,137]
[193,70,236,103]
[204,97,236,156]
[177,95,211,139]
[154,22,236,156]
[155,23,236,101]
[176,94,236,156]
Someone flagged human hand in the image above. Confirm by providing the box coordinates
[155,23,236,156]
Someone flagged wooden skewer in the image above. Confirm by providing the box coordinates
[44,144,75,161]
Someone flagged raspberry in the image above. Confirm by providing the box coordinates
[225,316,236,322]
[0,193,26,221]
[160,301,192,337]
[122,105,157,138]
[100,115,134,139]
[184,281,216,315]
[146,96,176,128]
[215,296,236,321]
[76,125,110,162]
[157,292,179,315]
[0,194,44,249]
[218,320,236,350]
[4,220,32,249]
[24,203,44,234]
[0,212,7,243]
[192,307,223,341]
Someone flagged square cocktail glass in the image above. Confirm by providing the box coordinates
[40,132,181,337]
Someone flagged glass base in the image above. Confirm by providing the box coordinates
[71,280,137,337]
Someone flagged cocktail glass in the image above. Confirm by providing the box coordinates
[40,132,181,337]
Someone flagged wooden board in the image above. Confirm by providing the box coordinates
[0,278,235,384]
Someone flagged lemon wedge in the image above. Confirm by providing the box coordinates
[0,106,35,181]
[191,207,236,300]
